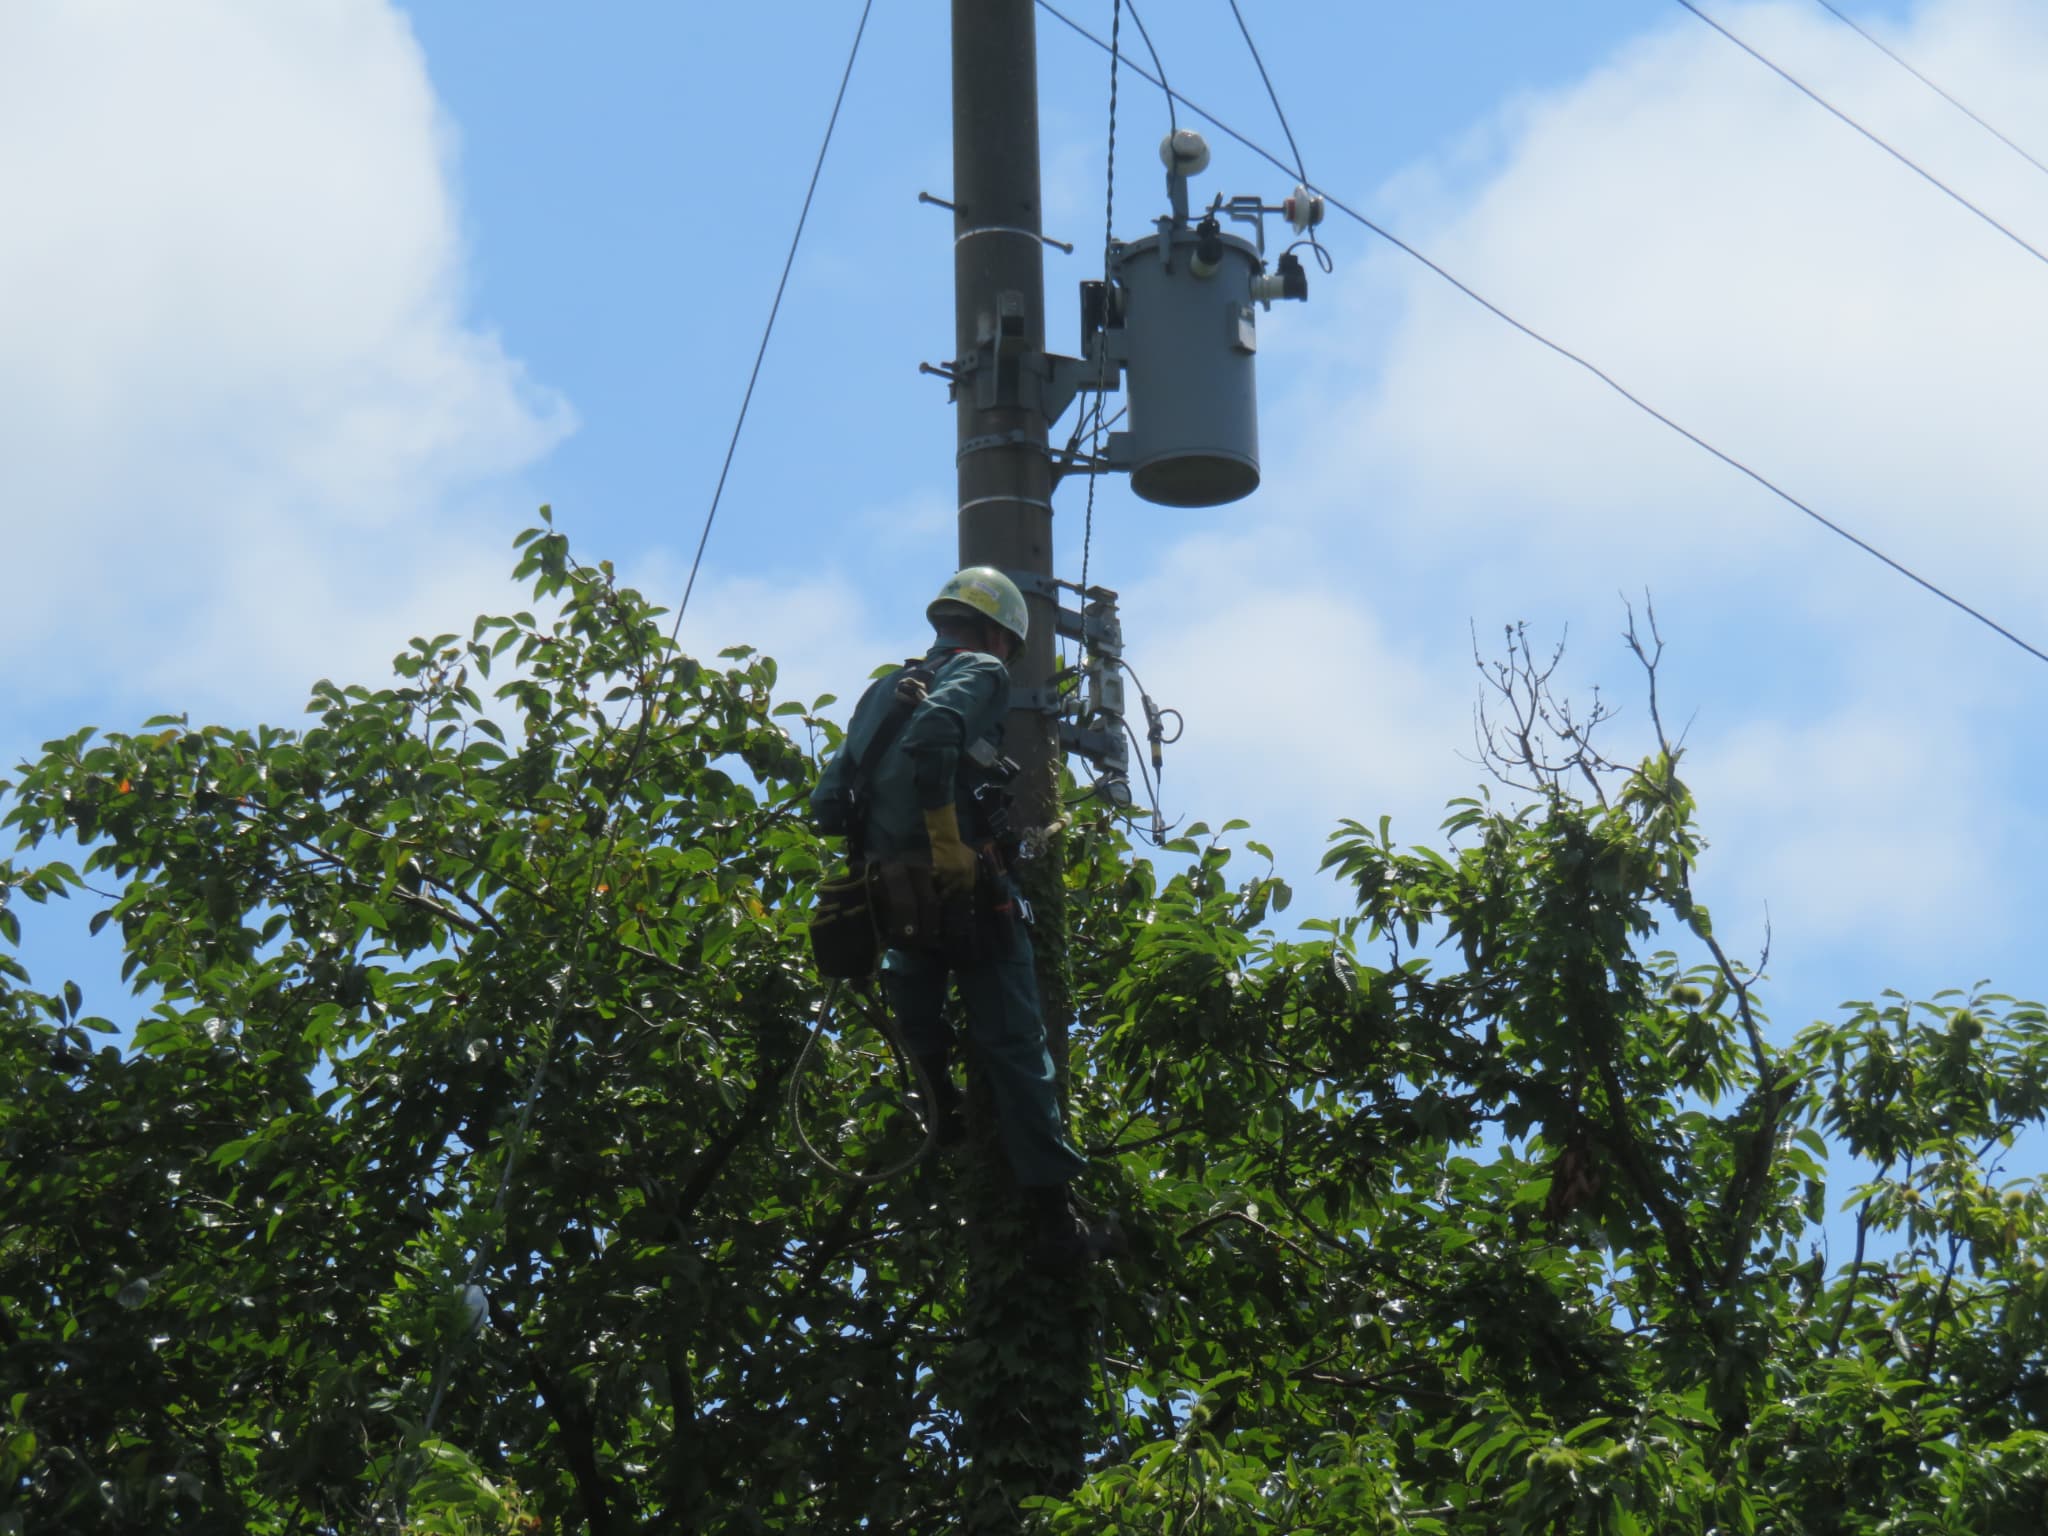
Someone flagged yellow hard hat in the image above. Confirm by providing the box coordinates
[927,566,1028,645]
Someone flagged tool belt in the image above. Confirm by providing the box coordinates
[807,849,1010,979]
[808,867,882,980]
[872,858,990,964]
[806,648,1023,979]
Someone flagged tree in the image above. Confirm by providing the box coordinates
[4,523,2046,1533]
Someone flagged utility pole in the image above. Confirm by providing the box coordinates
[953,0,1056,772]
[948,0,1094,1520]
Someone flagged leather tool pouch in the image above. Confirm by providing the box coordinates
[872,861,985,966]
[808,868,880,980]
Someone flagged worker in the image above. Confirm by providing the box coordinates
[811,567,1117,1265]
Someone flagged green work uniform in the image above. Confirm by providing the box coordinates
[811,643,1089,1188]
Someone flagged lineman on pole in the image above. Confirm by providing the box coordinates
[812,567,1117,1265]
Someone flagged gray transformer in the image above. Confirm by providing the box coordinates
[1103,228,1265,508]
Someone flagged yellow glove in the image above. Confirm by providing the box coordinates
[922,803,979,899]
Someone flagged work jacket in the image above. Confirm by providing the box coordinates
[811,642,1011,863]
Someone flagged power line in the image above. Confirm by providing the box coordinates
[1078,0,1122,613]
[1120,0,1176,139]
[1224,0,1305,185]
[1672,0,2048,276]
[1033,0,2048,670]
[1808,0,2048,182]
[1222,0,1331,272]
[671,0,878,640]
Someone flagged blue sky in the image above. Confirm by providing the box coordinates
[5,0,2044,1113]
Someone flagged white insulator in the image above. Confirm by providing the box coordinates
[1283,184,1324,232]
[1160,129,1210,176]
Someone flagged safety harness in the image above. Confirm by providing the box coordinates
[843,653,952,867]
[807,654,949,980]
[794,652,959,1182]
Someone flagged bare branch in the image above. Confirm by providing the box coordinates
[1621,592,1671,757]
[1469,619,1619,802]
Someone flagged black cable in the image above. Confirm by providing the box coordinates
[1673,0,2048,276]
[1112,655,1182,744]
[1225,0,1333,273]
[1808,0,2048,182]
[1120,0,1176,139]
[1286,234,1335,275]
[1080,0,1122,630]
[1034,0,2048,670]
[671,0,877,641]
[1225,0,1304,184]
[1117,712,1176,844]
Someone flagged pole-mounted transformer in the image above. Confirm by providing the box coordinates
[1078,128,1321,507]
[1047,130,1322,805]
[939,119,1322,807]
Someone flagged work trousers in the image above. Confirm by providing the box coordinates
[881,915,1089,1188]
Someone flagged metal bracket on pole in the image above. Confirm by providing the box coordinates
[958,289,1116,430]
[1013,685,1068,715]
[1003,572,1119,645]
[961,344,1104,429]
[988,290,1030,355]
[1003,574,1131,799]
[1031,352,1102,428]
[1061,722,1131,804]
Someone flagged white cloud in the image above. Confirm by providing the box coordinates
[0,0,572,722]
[1688,703,2007,954]
[1106,0,2048,1008]
[1313,0,2048,630]
[1114,526,1477,883]
[855,487,955,550]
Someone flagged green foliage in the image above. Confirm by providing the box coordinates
[3,521,2046,1532]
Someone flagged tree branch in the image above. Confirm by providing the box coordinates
[1920,1229,1968,1379]
[1181,1207,1316,1262]
[494,1295,620,1536]
[1826,1168,1885,1358]
[1592,1055,1710,1323]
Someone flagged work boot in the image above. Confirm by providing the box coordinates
[1024,1184,1126,1269]
[910,1052,965,1149]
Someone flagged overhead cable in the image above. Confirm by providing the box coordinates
[1808,0,2048,182]
[671,0,878,639]
[1225,0,1305,185]
[1673,0,2048,276]
[1120,0,1177,139]
[1034,0,2048,670]
[1078,0,1123,613]
[1224,0,1332,271]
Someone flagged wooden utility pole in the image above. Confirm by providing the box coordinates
[949,0,1094,1520]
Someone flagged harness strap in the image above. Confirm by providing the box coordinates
[844,650,963,861]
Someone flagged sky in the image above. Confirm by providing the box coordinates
[5,0,2045,1138]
